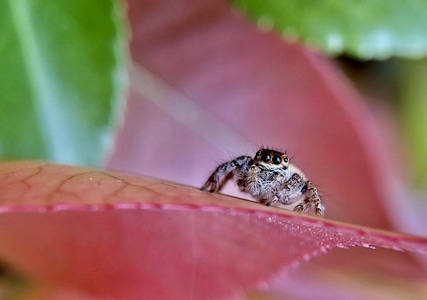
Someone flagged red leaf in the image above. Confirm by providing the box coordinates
[0,162,426,298]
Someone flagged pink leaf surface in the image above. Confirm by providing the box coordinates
[109,0,410,233]
[0,161,426,299]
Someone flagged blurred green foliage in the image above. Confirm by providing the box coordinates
[0,0,127,165]
[399,58,427,186]
[232,0,427,59]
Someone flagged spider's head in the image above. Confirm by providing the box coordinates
[254,149,289,169]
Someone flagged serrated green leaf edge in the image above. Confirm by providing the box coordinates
[233,0,427,60]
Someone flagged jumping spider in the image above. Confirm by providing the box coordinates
[201,149,324,216]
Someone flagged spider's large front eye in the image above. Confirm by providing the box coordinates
[261,152,271,162]
[272,155,282,164]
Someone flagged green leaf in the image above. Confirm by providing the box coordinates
[398,58,427,187]
[233,0,427,60]
[0,0,128,165]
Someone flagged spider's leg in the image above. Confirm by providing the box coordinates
[264,196,278,206]
[201,156,252,193]
[309,181,325,216]
[294,181,324,216]
[293,200,308,213]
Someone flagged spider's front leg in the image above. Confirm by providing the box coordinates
[201,156,252,193]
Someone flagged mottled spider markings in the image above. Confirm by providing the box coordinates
[201,149,324,216]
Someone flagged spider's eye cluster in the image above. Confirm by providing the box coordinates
[256,149,289,165]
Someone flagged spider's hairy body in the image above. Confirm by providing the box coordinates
[201,149,324,216]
